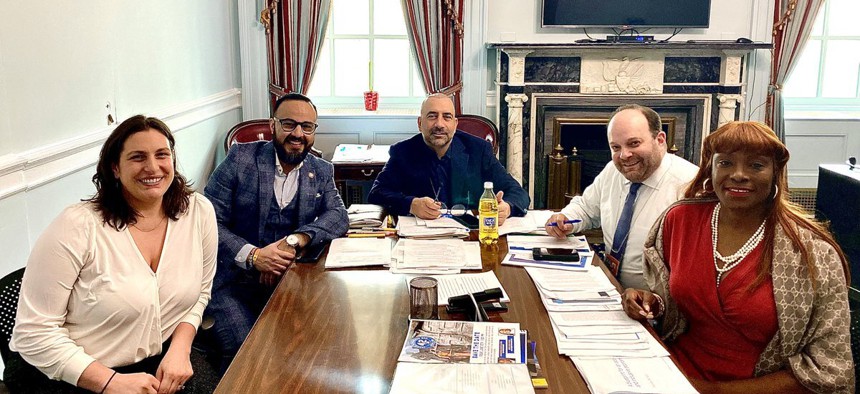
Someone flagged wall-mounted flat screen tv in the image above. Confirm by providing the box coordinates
[542,0,711,28]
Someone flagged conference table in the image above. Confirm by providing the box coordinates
[214,235,665,393]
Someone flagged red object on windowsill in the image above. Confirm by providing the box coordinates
[364,91,379,111]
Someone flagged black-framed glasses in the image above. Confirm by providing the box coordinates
[273,117,318,135]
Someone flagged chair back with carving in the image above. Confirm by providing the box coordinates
[224,119,322,157]
[457,115,499,155]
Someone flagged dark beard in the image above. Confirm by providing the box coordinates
[274,136,310,165]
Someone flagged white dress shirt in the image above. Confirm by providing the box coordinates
[10,193,217,385]
[560,154,698,289]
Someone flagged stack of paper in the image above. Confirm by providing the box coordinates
[502,235,594,271]
[429,271,511,306]
[396,216,470,239]
[525,266,621,312]
[571,356,697,394]
[346,204,386,229]
[498,210,556,235]
[324,238,393,269]
[331,143,390,163]
[389,239,481,274]
[510,252,691,391]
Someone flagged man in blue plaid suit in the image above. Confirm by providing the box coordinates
[203,93,348,374]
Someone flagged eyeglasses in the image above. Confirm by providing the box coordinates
[439,203,467,218]
[273,117,318,135]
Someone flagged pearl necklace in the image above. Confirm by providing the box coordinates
[711,203,766,287]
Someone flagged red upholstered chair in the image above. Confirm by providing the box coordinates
[224,119,322,157]
[457,114,499,155]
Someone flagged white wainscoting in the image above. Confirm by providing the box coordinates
[785,118,860,188]
[0,89,241,201]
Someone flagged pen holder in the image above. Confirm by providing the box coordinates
[409,277,438,320]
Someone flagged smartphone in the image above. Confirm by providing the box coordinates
[297,242,327,263]
[532,248,580,262]
[452,214,480,230]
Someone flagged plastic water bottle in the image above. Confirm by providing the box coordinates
[478,182,499,245]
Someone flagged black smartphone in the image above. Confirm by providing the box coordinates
[452,214,480,229]
[532,248,580,262]
[297,242,327,263]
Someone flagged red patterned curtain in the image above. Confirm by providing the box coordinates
[401,0,465,113]
[261,0,331,112]
[766,0,825,141]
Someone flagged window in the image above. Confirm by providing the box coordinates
[307,0,426,113]
[783,0,860,115]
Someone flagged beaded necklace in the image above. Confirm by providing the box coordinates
[711,203,766,287]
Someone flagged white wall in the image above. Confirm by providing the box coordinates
[785,118,860,188]
[486,0,758,43]
[0,1,243,280]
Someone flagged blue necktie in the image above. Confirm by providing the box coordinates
[609,183,642,268]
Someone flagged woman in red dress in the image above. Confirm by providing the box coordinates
[622,121,853,393]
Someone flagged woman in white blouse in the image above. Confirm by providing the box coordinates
[6,115,217,394]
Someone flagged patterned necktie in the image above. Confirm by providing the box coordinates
[609,183,642,271]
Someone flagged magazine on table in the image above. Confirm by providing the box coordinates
[398,320,527,364]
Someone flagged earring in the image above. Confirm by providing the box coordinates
[702,178,713,193]
[772,184,779,200]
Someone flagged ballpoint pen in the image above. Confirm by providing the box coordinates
[546,219,582,227]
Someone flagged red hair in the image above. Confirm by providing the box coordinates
[685,121,848,288]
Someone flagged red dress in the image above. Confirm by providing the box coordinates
[662,202,778,381]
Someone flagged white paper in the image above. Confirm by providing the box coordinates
[430,271,510,306]
[571,356,698,394]
[507,234,590,250]
[324,238,392,268]
[499,210,556,235]
[331,143,390,163]
[390,363,535,394]
[402,239,466,268]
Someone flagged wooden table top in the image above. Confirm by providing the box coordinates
[215,236,646,394]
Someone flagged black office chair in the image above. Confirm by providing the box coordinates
[0,267,24,364]
[849,293,860,388]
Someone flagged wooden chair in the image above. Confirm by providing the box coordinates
[224,119,322,157]
[457,114,499,155]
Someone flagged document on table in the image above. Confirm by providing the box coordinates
[390,363,535,394]
[331,143,390,163]
[390,240,481,274]
[324,237,393,268]
[499,210,555,235]
[402,239,466,268]
[507,234,590,250]
[430,271,510,306]
[570,356,698,394]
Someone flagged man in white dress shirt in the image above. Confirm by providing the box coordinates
[545,104,698,289]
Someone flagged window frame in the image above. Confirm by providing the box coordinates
[784,1,860,115]
[310,0,426,112]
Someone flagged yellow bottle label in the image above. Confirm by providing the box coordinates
[479,197,499,245]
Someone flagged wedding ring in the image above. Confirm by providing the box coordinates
[178,385,185,390]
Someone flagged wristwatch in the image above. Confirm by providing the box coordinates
[285,234,302,249]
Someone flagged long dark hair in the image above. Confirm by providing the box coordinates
[685,121,849,288]
[86,115,193,230]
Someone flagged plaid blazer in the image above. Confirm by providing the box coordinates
[204,141,348,293]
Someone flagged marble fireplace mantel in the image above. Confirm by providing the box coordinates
[489,41,771,208]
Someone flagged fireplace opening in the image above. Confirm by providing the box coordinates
[547,117,679,207]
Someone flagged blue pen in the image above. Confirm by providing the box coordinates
[546,219,581,227]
